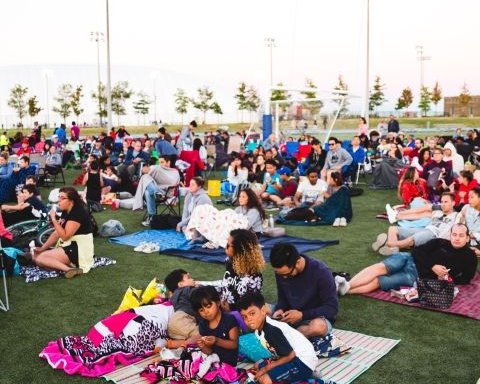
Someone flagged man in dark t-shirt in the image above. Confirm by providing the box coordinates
[0,184,46,227]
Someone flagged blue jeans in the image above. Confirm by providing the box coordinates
[145,183,165,216]
[379,252,419,291]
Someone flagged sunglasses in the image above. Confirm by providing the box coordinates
[275,266,296,278]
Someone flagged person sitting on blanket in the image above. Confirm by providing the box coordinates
[31,187,94,279]
[176,177,212,235]
[257,159,282,207]
[373,192,460,256]
[234,187,266,234]
[397,167,428,206]
[274,166,298,207]
[220,229,265,312]
[270,242,338,340]
[293,167,328,208]
[238,292,317,384]
[191,286,239,367]
[164,269,201,349]
[336,224,478,296]
[0,184,46,227]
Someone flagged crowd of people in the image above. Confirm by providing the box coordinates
[1,117,479,382]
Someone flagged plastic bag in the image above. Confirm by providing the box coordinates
[114,278,166,314]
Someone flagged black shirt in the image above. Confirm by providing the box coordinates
[198,312,238,366]
[59,204,93,235]
[258,320,293,359]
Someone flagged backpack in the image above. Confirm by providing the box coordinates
[99,220,126,237]
[1,248,22,276]
[150,214,181,230]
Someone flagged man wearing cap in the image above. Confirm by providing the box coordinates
[16,139,32,155]
[294,168,328,208]
[276,166,298,207]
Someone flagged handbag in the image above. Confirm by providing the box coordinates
[417,278,455,309]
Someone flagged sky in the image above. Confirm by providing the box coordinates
[0,0,479,125]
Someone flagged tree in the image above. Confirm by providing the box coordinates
[52,83,73,123]
[458,83,472,116]
[174,88,190,123]
[211,101,223,124]
[332,75,349,116]
[234,82,249,122]
[132,91,152,125]
[395,87,413,113]
[8,84,28,124]
[91,82,107,123]
[111,81,133,124]
[301,78,323,119]
[369,76,386,114]
[270,82,291,116]
[245,85,261,122]
[27,96,42,120]
[431,82,442,114]
[418,86,431,117]
[70,85,84,123]
[191,86,215,124]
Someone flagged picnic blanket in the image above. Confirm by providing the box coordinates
[40,304,173,378]
[101,329,400,384]
[162,235,339,263]
[20,257,116,283]
[362,273,480,320]
[109,229,191,251]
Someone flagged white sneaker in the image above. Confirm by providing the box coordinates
[339,217,347,226]
[134,242,148,252]
[142,242,160,253]
[335,276,350,296]
[386,204,397,224]
[332,218,341,227]
[141,216,152,227]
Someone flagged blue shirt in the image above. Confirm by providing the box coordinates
[263,172,281,195]
[155,139,178,156]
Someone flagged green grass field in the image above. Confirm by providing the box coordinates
[0,170,479,384]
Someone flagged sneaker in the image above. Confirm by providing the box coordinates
[385,204,397,224]
[339,217,347,226]
[335,275,350,296]
[332,218,341,227]
[372,233,388,252]
[378,245,399,256]
[141,216,152,227]
[65,268,83,279]
[142,242,160,253]
[134,241,148,252]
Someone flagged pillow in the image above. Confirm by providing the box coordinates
[238,333,272,362]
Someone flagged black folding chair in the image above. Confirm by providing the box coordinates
[155,185,181,216]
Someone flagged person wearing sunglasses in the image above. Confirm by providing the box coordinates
[269,243,337,341]
[320,137,352,181]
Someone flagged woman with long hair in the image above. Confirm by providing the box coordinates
[248,154,267,185]
[32,187,94,278]
[234,187,266,234]
[398,166,428,206]
[358,117,369,136]
[220,229,265,311]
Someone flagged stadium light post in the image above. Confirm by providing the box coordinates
[90,31,104,127]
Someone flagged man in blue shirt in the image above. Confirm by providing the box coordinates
[270,242,338,339]
[155,128,178,165]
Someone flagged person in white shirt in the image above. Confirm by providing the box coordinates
[294,168,328,207]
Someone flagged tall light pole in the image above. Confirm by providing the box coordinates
[361,0,370,126]
[90,31,104,127]
[150,71,160,125]
[105,0,113,130]
[265,37,275,87]
[42,69,53,129]
[263,37,275,140]
[416,45,431,92]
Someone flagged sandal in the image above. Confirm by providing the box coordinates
[65,268,83,279]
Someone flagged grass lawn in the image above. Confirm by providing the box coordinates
[0,169,479,384]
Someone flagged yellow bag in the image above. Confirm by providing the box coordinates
[114,278,166,314]
[141,278,161,305]
[114,287,143,314]
[207,180,221,197]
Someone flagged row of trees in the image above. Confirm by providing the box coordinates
[6,78,475,126]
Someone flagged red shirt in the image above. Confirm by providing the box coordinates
[280,179,298,198]
[399,179,428,205]
[455,179,478,206]
[16,147,32,155]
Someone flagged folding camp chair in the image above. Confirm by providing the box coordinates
[0,240,10,312]
[154,185,181,216]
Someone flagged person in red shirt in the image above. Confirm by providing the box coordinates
[398,167,428,206]
[277,166,298,207]
[16,138,32,155]
[451,170,478,208]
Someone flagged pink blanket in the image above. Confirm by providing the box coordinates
[363,273,480,320]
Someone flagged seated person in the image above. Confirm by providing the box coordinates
[32,187,94,279]
[275,166,298,207]
[257,160,282,206]
[460,187,480,256]
[234,188,265,234]
[44,145,62,175]
[176,177,212,234]
[397,167,428,206]
[423,148,452,202]
[221,154,249,197]
[136,155,181,226]
[270,243,337,339]
[373,192,460,256]
[191,286,239,367]
[347,135,366,175]
[101,166,121,191]
[0,184,46,227]
[302,138,325,174]
[450,170,478,208]
[0,156,36,204]
[16,138,32,155]
[164,269,200,349]
[320,137,352,180]
[0,151,13,180]
[238,293,317,384]
[293,168,328,208]
[337,224,478,295]
[117,139,150,180]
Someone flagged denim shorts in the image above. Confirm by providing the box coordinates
[259,356,312,382]
[398,227,435,246]
[379,252,418,291]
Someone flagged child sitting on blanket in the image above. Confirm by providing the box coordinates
[238,292,317,384]
[164,269,201,349]
[191,286,239,367]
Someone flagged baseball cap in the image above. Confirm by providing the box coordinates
[277,166,291,176]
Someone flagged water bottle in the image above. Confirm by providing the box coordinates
[269,214,275,229]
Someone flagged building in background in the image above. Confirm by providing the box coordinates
[444,95,480,117]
